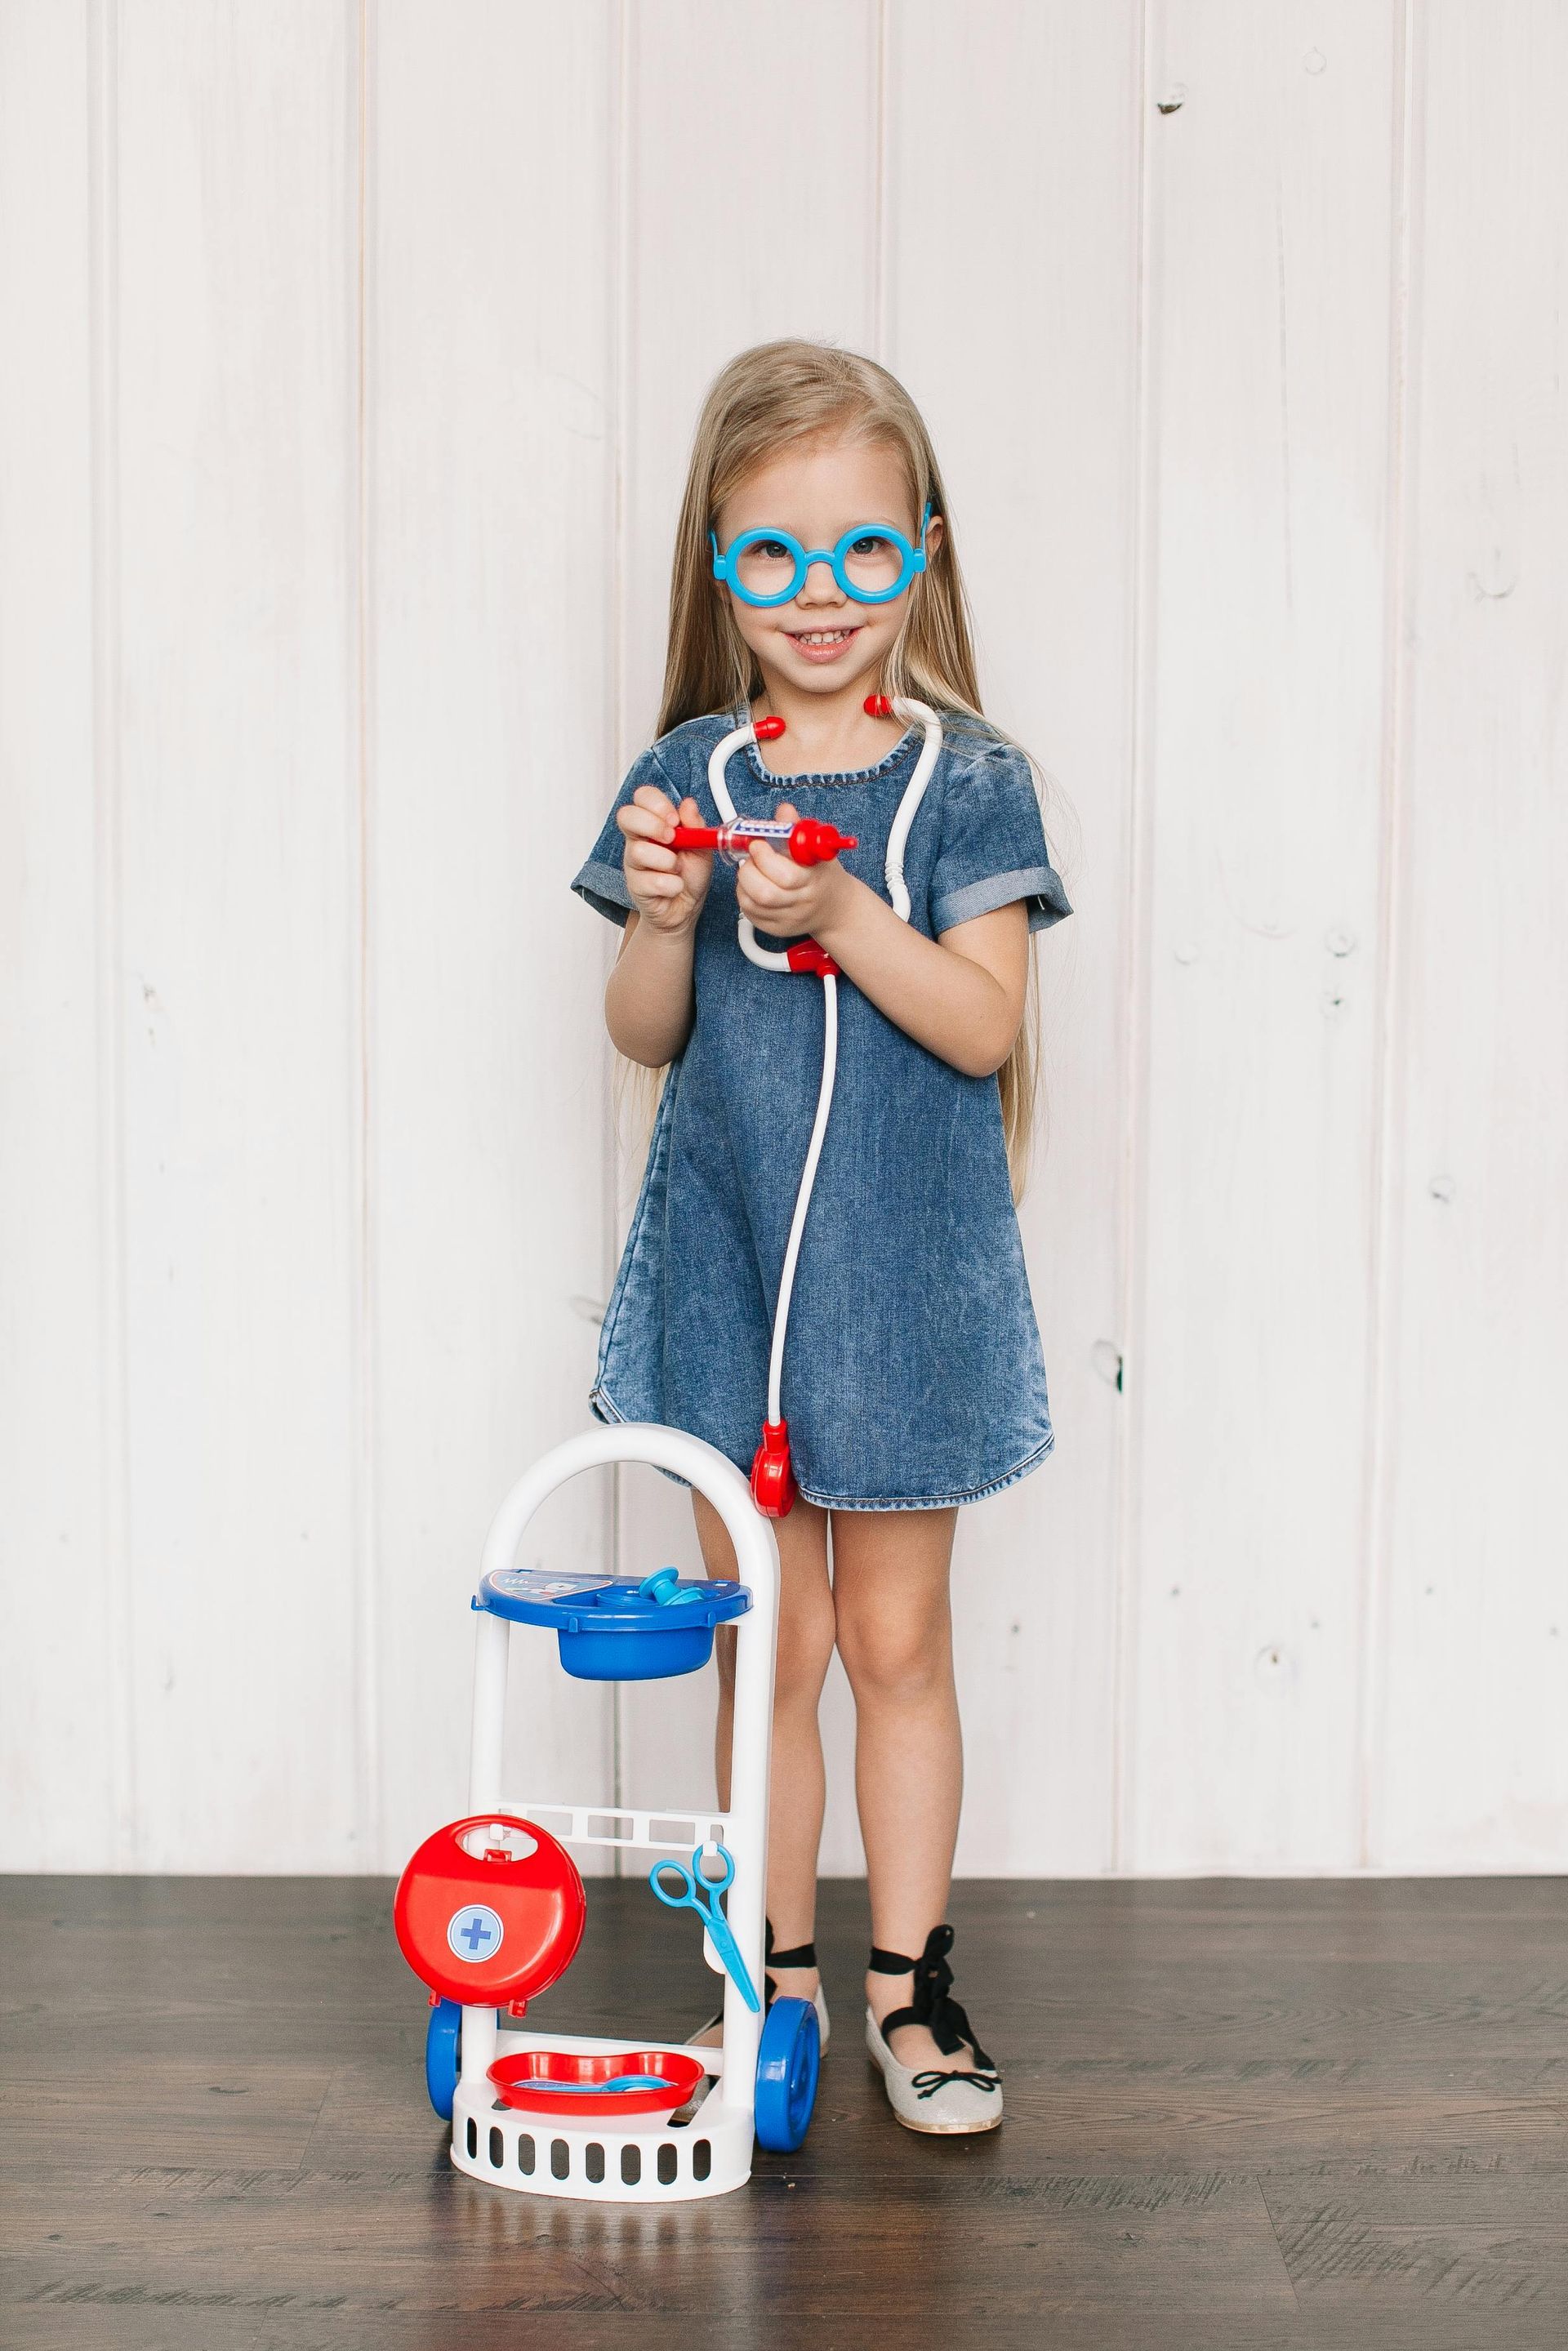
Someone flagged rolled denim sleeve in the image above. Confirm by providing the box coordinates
[928,742,1072,937]
[570,746,680,928]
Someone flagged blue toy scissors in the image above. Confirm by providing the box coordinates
[648,1844,760,2013]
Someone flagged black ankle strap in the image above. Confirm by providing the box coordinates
[869,1944,920,1975]
[765,1921,817,1970]
[868,1925,994,2069]
[764,1921,817,1999]
[767,1940,817,1970]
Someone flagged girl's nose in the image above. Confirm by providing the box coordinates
[796,554,846,606]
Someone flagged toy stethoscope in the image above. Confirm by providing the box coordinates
[670,691,945,1516]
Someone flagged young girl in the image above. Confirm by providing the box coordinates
[571,340,1071,2135]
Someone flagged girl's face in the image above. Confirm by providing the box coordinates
[715,435,942,703]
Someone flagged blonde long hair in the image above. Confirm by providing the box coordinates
[653,338,1043,1196]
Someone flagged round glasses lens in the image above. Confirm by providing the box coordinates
[733,537,800,601]
[840,531,906,597]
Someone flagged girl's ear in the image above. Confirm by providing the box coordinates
[924,512,945,559]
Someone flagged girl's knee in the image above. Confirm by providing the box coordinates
[835,1604,951,1704]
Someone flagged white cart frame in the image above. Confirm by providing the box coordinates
[451,1423,780,2203]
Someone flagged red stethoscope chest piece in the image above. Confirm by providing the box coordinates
[750,1418,798,1518]
[394,1813,586,2010]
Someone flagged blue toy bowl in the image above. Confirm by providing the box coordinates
[556,1617,716,1681]
[474,1565,752,1682]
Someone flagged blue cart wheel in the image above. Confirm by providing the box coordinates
[425,1997,461,2120]
[754,1994,820,2152]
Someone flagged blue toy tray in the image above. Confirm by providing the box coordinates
[474,1566,751,1681]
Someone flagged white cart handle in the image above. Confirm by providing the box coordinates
[478,1422,778,1609]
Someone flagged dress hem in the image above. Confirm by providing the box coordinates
[795,1431,1055,1511]
[590,1384,1055,1512]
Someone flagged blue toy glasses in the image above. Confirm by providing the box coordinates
[711,501,933,608]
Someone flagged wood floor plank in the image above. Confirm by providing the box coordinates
[1260,2153,1568,2222]
[0,2311,1316,2351]
[7,2312,1560,2351]
[2,2183,1298,2323]
[1276,2211,1568,2299]
[1263,2166,1568,2320]
[0,2059,326,2171]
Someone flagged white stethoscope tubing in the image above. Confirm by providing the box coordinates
[706,724,793,973]
[881,708,942,920]
[766,975,837,1425]
[708,697,945,1444]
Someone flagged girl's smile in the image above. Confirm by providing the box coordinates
[781,621,865,663]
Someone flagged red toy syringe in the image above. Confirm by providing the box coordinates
[670,817,858,868]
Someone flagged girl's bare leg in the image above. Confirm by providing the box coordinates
[831,1506,978,2073]
[693,1489,834,2009]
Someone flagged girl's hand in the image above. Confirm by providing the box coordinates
[736,802,855,939]
[616,787,711,935]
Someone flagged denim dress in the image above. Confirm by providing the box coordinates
[571,710,1072,1510]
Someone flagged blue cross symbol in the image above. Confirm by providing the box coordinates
[447,1902,505,1963]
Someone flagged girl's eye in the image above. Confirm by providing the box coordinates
[842,532,903,588]
[733,537,798,595]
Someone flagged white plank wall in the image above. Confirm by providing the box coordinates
[0,0,116,1867]
[2,0,1565,1878]
[1127,2,1401,1870]
[112,0,363,1868]
[1371,2,1568,1870]
[367,5,621,1873]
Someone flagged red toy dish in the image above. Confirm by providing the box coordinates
[488,2048,706,2117]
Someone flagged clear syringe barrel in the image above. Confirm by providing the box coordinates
[711,820,795,868]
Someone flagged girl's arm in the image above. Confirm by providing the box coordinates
[818,890,1027,1079]
[737,805,1029,1079]
[604,786,714,1066]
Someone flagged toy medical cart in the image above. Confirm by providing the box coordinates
[394,1422,820,2203]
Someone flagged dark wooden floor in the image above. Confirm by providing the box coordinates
[3,1876,1567,2350]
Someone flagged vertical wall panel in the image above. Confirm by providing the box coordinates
[0,3,118,1867]
[1373,3,1568,1867]
[110,0,362,1868]
[612,0,883,1865]
[885,1,1142,1872]
[1127,2,1400,1868]
[613,0,882,764]
[369,1,621,1865]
